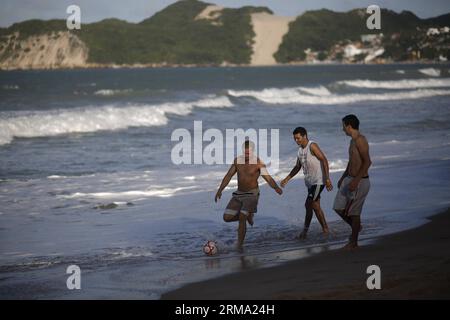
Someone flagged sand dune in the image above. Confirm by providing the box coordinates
[196,8,295,66]
[195,5,224,26]
[250,12,295,66]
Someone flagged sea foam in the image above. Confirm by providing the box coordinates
[228,86,450,105]
[0,96,233,145]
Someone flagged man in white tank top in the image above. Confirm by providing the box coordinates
[281,127,333,239]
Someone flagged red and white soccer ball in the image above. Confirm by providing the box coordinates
[203,240,218,256]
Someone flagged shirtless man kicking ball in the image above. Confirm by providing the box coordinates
[215,140,283,250]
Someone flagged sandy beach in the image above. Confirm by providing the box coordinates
[162,208,450,299]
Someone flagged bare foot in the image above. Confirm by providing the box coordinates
[296,230,307,240]
[247,212,254,226]
[322,228,330,237]
[342,242,359,251]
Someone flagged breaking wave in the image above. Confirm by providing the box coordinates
[228,87,450,105]
[94,89,133,96]
[419,68,441,77]
[0,96,233,145]
[339,78,450,89]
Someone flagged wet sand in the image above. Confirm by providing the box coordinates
[162,208,450,299]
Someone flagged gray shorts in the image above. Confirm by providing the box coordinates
[224,188,260,216]
[333,176,370,216]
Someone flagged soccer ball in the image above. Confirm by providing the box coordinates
[203,240,218,256]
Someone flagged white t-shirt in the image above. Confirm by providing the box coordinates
[297,140,325,188]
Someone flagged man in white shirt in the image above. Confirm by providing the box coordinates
[281,127,333,239]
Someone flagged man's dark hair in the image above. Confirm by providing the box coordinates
[292,127,307,137]
[243,140,255,150]
[342,114,360,130]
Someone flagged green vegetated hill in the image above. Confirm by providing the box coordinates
[275,9,450,62]
[0,0,449,67]
[0,0,272,65]
[79,0,271,64]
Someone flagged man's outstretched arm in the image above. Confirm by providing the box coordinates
[262,173,283,195]
[215,162,237,202]
[281,158,301,188]
[259,160,282,195]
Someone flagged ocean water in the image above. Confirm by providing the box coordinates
[1,64,450,299]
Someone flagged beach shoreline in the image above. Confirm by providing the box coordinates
[1,60,448,72]
[162,208,450,300]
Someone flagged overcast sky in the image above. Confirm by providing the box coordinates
[1,0,449,28]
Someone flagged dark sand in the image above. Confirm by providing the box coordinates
[162,209,450,299]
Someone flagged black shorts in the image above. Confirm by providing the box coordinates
[307,185,325,201]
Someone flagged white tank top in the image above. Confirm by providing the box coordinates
[297,140,325,188]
